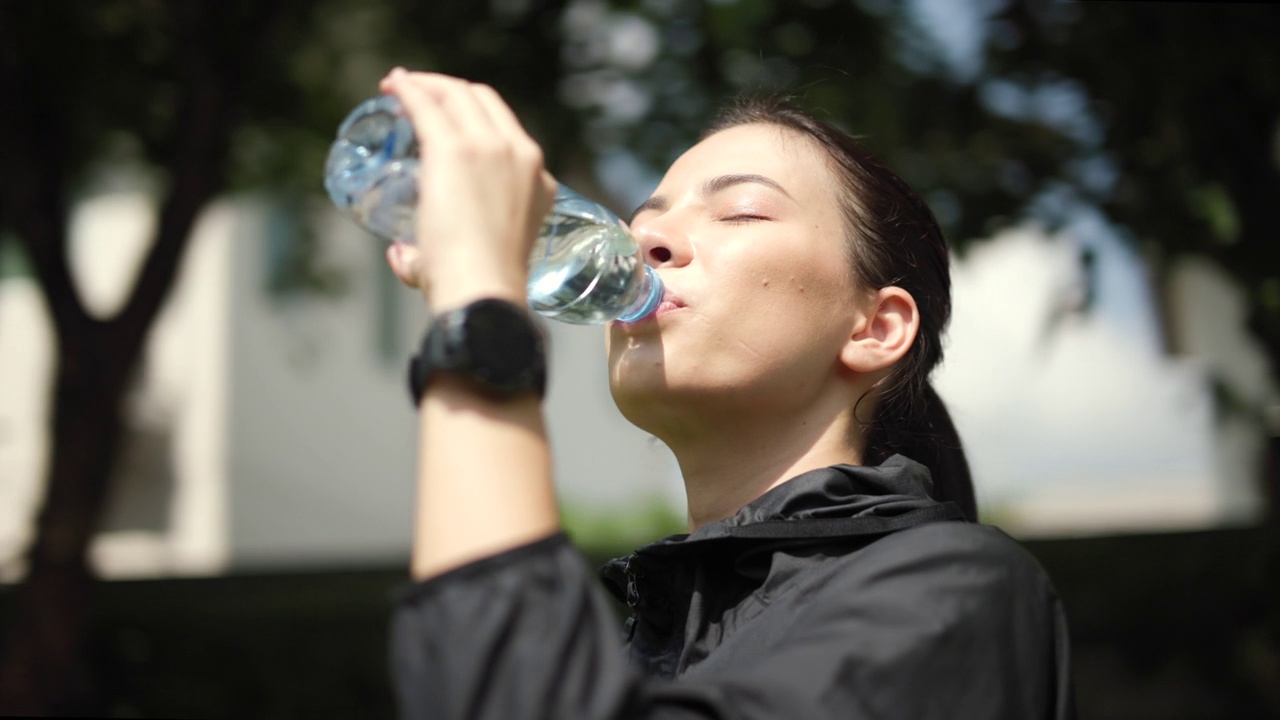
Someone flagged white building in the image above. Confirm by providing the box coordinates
[933,214,1271,535]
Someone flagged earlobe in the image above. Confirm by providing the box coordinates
[839,287,919,374]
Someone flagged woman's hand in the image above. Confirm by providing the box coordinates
[378,68,557,311]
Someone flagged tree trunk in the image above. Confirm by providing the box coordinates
[0,327,128,714]
[0,0,287,709]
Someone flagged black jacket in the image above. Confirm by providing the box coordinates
[392,456,1075,719]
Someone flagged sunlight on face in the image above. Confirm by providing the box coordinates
[607,123,866,433]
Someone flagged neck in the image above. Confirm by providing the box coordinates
[663,404,865,531]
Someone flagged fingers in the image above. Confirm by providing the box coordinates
[419,76,497,142]
[382,70,509,150]
[468,82,532,150]
[373,68,553,307]
[469,83,555,194]
[540,169,559,200]
[382,72,472,156]
[379,67,554,208]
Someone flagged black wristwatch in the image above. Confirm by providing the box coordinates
[407,298,547,406]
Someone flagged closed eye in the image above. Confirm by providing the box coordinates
[722,214,769,224]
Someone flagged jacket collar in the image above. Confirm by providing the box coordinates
[611,455,962,563]
[689,454,937,535]
[599,455,963,606]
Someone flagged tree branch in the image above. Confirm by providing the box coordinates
[0,0,90,340]
[113,0,290,368]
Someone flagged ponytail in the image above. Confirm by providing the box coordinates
[864,381,978,522]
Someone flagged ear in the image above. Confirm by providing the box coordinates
[839,286,919,374]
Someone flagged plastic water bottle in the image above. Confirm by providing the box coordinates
[323,95,664,324]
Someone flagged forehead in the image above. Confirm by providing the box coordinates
[662,123,837,197]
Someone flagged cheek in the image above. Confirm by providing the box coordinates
[716,250,853,367]
[728,245,852,327]
[606,240,854,399]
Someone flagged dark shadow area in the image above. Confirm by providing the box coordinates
[1031,528,1274,719]
[0,528,1269,719]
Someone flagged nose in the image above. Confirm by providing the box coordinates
[630,214,691,268]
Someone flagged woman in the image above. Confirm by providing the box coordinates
[380,68,1074,719]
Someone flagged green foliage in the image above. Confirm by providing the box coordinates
[985,1,1280,379]
[560,497,686,557]
[0,236,32,281]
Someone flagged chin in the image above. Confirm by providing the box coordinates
[607,358,679,427]
[609,385,660,436]
[612,390,697,447]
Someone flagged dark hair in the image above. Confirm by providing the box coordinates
[705,98,978,522]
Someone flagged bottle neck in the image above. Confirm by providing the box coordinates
[616,266,664,323]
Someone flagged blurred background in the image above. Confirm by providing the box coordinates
[0,0,1277,717]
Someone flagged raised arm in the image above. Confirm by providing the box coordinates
[379,69,560,580]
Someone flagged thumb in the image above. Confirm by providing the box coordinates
[386,242,425,289]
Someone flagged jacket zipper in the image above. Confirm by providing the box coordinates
[623,557,640,641]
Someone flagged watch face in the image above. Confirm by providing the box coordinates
[411,298,547,404]
[464,300,545,391]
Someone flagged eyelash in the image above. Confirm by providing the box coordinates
[722,214,768,224]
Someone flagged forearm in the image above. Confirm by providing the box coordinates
[375,68,559,601]
[406,195,561,576]
[411,375,559,580]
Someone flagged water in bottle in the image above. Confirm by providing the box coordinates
[324,96,663,324]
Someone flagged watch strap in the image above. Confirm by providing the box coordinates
[407,298,546,405]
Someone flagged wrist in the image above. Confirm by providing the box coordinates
[427,282,524,313]
[424,262,527,312]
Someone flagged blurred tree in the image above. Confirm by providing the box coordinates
[0,0,572,712]
[0,1,297,712]
[981,1,1280,703]
[985,0,1280,490]
[555,0,1081,243]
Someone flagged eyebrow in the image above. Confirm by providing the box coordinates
[628,173,793,222]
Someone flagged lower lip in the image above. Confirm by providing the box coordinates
[654,300,684,317]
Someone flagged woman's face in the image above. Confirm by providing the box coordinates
[607,123,868,431]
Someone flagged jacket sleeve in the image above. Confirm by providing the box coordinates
[391,534,638,720]
[390,526,1074,720]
